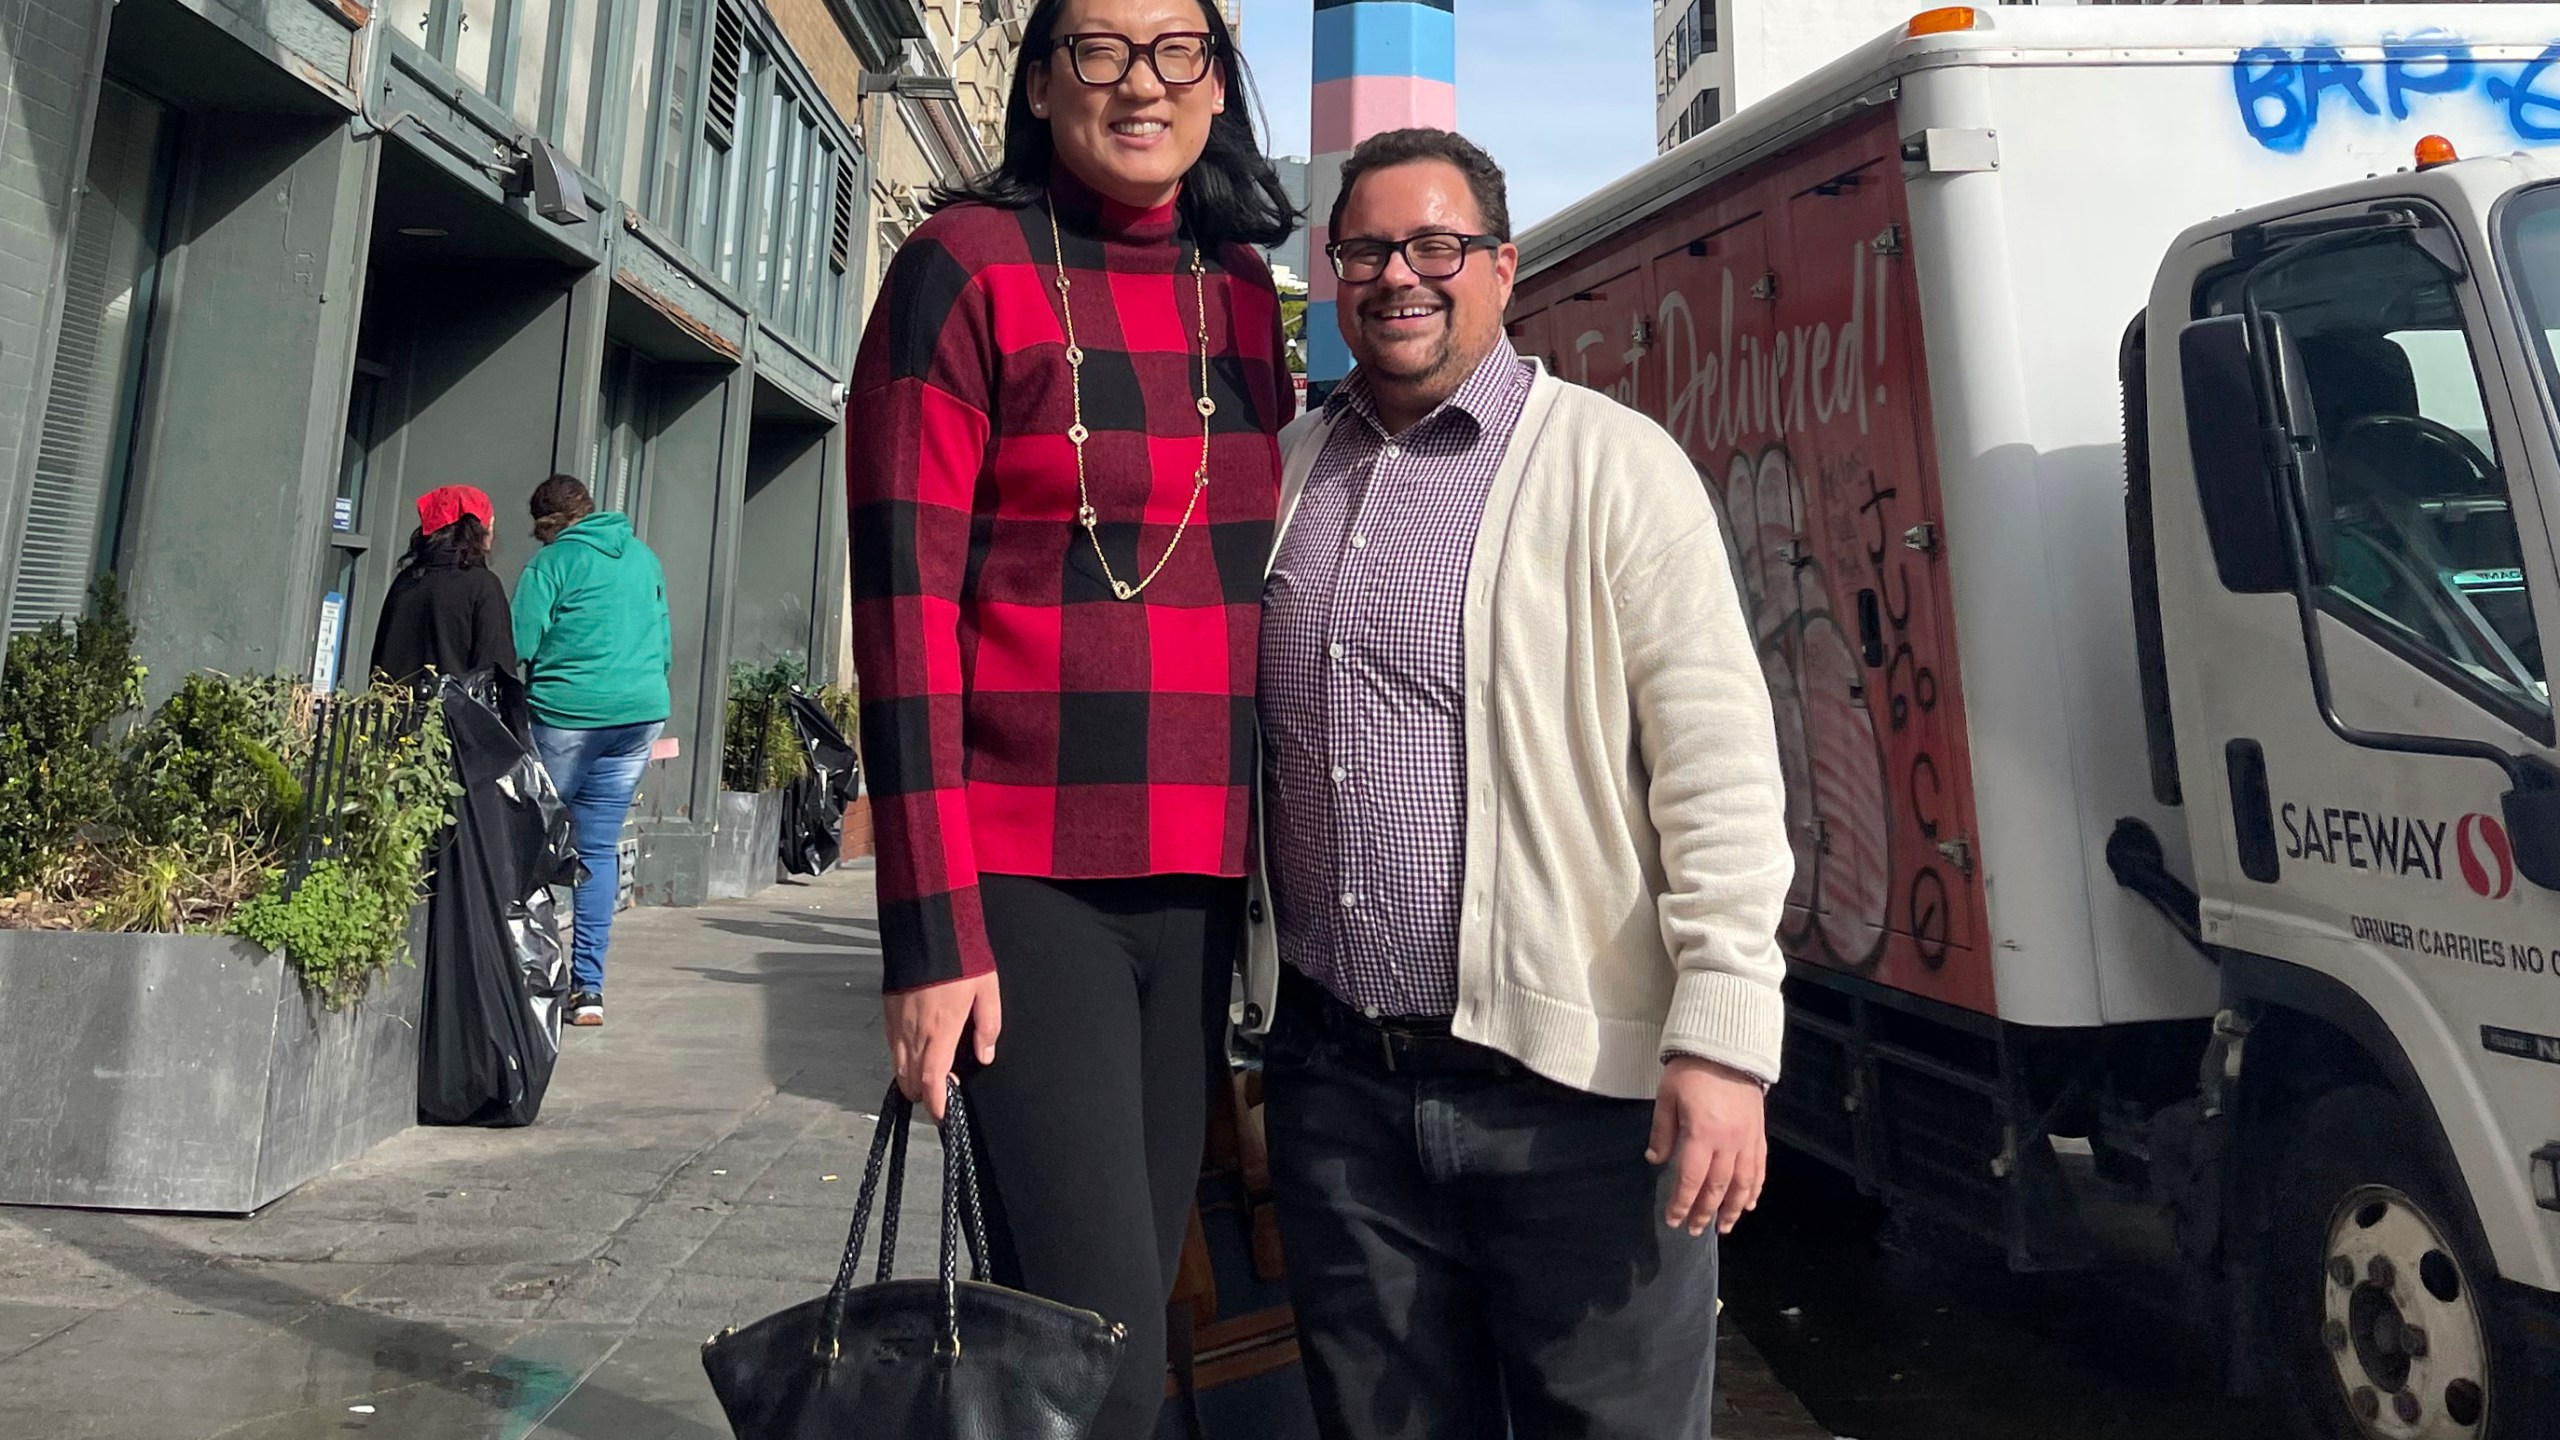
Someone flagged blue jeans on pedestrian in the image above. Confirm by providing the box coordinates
[532,720,661,997]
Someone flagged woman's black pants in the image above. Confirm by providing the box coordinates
[961,873,1241,1440]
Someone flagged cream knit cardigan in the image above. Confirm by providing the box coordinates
[1239,365,1793,1098]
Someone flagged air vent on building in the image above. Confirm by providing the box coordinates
[706,2,746,148]
[830,156,855,272]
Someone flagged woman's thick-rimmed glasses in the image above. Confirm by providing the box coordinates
[1053,32,1218,87]
[1327,232,1504,283]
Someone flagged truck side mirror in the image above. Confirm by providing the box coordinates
[2505,772,2560,892]
[2179,313,2334,593]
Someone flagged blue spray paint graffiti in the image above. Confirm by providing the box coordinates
[2236,36,2560,153]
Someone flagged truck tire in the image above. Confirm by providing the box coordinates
[2266,1086,2520,1440]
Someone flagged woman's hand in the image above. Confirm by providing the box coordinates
[883,974,1003,1122]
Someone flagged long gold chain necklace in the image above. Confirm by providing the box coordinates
[1048,200,1214,602]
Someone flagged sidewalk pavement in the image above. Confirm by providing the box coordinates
[0,865,1831,1440]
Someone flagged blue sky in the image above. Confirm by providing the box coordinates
[1234,0,1657,229]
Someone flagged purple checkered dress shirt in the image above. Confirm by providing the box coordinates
[1259,341,1537,1019]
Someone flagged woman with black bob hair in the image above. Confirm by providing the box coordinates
[845,1,1294,1436]
[932,0,1294,243]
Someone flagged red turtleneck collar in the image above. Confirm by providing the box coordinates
[1047,164,1181,245]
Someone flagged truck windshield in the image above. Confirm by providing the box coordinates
[2207,232,2549,720]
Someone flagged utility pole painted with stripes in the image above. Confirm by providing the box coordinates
[1305,0,1456,395]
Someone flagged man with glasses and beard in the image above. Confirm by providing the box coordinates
[1246,128,1792,1439]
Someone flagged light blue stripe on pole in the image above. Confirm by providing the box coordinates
[1307,300,1350,383]
[1312,3,1457,85]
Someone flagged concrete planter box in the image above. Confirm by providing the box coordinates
[706,789,783,900]
[0,928,423,1214]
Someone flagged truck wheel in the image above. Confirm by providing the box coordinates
[2267,1087,2514,1440]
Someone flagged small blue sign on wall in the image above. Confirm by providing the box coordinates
[312,592,345,692]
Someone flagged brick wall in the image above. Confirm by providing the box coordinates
[763,0,867,129]
[0,0,107,621]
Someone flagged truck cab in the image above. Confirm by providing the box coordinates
[1507,10,2560,1435]
[2141,148,2560,1438]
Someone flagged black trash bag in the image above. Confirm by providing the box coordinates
[777,690,861,877]
[418,669,582,1127]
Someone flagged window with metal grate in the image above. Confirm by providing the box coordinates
[705,0,745,149]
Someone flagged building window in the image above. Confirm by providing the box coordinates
[753,80,788,306]
[620,0,855,340]
[650,0,701,229]
[1659,1,1717,103]
[555,0,605,166]
[322,365,388,691]
[503,0,556,131]
[595,345,653,519]
[711,29,760,285]
[455,0,500,93]
[617,0,662,204]
[8,82,177,635]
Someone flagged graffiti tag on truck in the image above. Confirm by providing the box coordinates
[2236,34,2560,153]
[1580,232,1965,988]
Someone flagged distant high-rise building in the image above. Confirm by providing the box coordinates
[1268,155,1312,292]
[1655,1,1915,154]
[1220,0,1244,52]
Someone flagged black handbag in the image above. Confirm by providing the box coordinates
[700,1080,1126,1439]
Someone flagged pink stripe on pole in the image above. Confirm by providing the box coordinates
[1310,77,1459,157]
[1310,222,1335,304]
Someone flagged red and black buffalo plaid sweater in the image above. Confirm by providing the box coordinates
[847,170,1291,993]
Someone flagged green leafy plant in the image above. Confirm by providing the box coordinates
[0,580,145,893]
[723,657,808,793]
[229,683,453,1005]
[231,861,405,1005]
[122,672,303,850]
[811,684,859,760]
[0,615,453,1006]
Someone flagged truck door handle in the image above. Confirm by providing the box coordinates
[1857,589,1885,667]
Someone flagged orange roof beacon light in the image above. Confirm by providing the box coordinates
[2415,135,2461,171]
[1907,6,1980,39]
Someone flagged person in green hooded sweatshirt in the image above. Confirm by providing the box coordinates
[515,473,673,1028]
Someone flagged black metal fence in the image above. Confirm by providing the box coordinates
[280,690,399,897]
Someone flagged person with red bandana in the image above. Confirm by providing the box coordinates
[371,484,515,687]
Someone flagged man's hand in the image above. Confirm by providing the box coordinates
[1646,1055,1769,1236]
[882,973,1003,1122]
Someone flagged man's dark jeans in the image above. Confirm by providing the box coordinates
[1261,978,1720,1440]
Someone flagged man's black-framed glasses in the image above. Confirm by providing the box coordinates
[1327,232,1503,282]
[1054,32,1218,87]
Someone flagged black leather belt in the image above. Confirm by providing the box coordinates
[1281,970,1516,1077]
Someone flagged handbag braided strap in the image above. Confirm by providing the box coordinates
[818,1083,911,1359]
[946,1084,997,1282]
[934,1078,1003,1353]
[815,1080,1000,1361]
[877,1095,914,1287]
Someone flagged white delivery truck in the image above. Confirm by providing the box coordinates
[1508,8,2560,1438]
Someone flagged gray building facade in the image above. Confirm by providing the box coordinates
[0,0,932,904]
[1268,153,1310,291]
